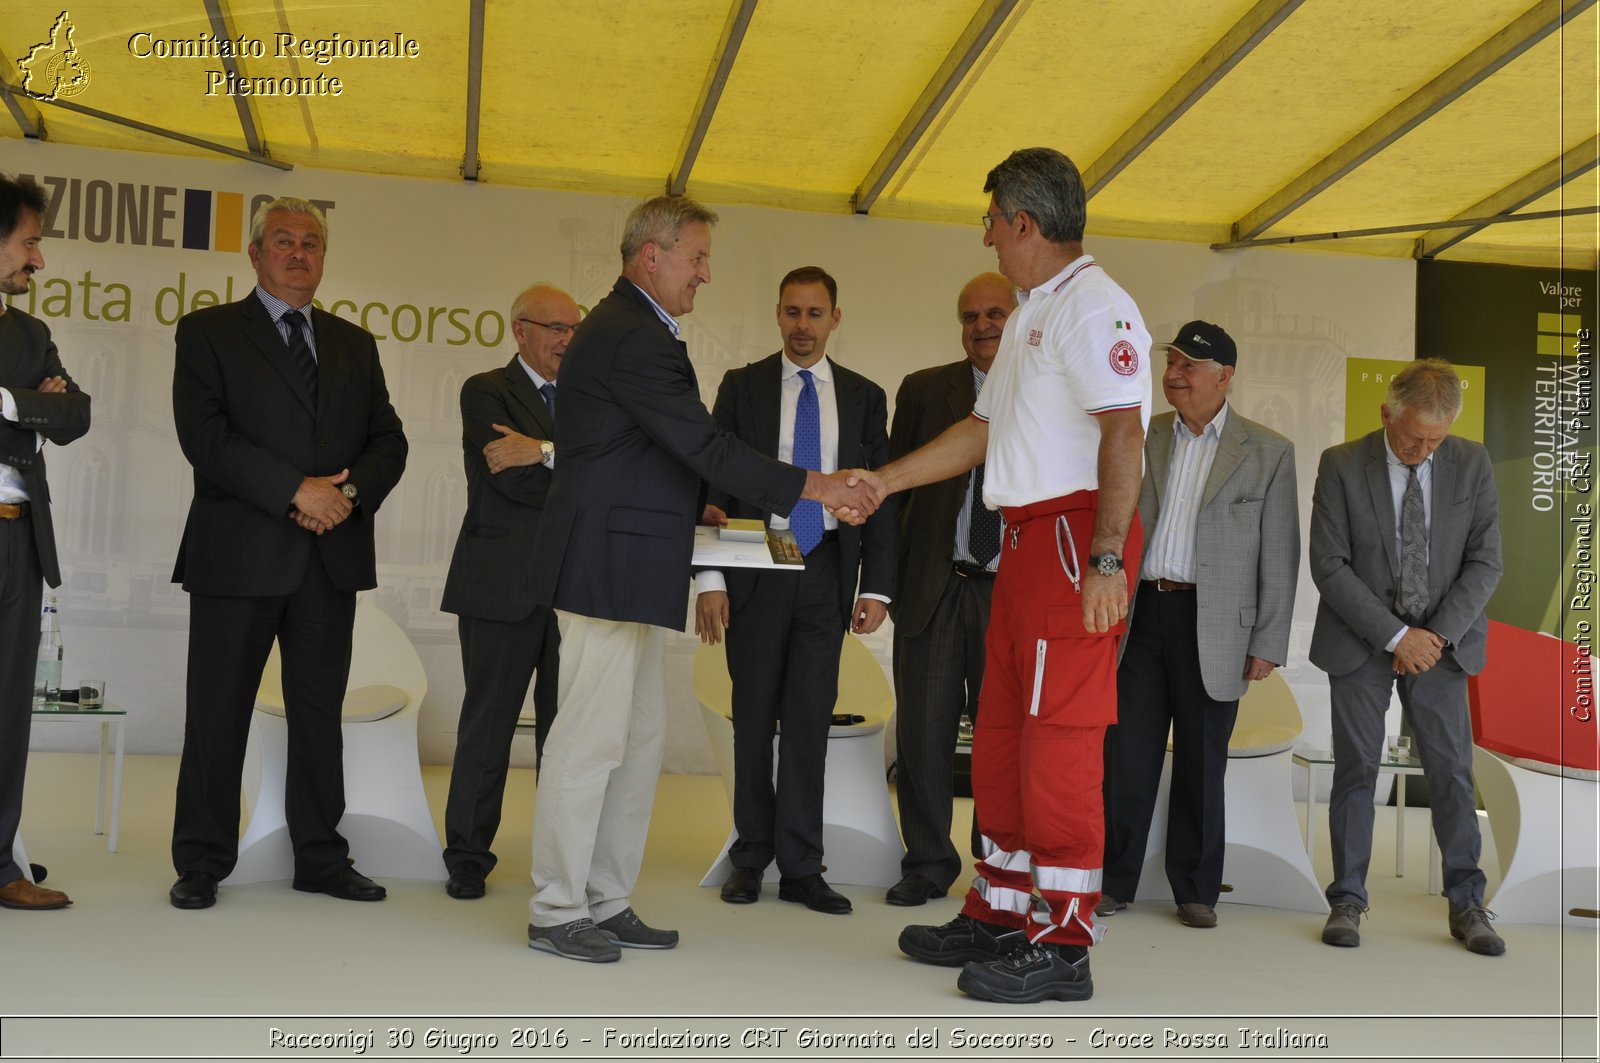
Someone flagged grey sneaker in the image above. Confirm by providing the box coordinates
[1094,895,1127,918]
[596,907,679,950]
[527,918,621,963]
[957,940,1093,1003]
[1321,902,1366,947]
[1449,905,1506,956]
[898,913,1023,967]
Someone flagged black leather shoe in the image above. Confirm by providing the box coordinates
[292,866,386,902]
[446,861,487,900]
[886,873,946,907]
[169,871,219,910]
[720,866,762,904]
[778,873,852,914]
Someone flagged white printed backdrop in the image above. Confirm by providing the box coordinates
[1,140,1415,774]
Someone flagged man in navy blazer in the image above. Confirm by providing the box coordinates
[694,267,894,916]
[168,197,407,910]
[439,283,578,901]
[1310,358,1503,955]
[524,197,877,963]
[0,174,91,913]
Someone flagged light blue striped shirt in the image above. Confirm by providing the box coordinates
[1143,403,1228,583]
[254,286,319,361]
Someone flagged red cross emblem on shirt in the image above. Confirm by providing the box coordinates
[1109,339,1138,376]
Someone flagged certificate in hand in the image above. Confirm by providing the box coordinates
[691,525,805,569]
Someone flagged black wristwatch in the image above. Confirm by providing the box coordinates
[340,482,359,502]
[1087,553,1123,577]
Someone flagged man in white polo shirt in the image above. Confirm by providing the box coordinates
[854,147,1151,1003]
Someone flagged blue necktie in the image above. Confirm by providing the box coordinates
[790,369,824,556]
[540,382,556,421]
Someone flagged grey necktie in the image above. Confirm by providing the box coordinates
[1396,463,1428,620]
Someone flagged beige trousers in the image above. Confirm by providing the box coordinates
[528,611,668,927]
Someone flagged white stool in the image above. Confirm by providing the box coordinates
[1474,746,1599,925]
[232,597,442,883]
[693,637,903,888]
[1137,672,1327,913]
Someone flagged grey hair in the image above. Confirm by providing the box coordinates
[620,195,718,263]
[983,148,1086,243]
[250,197,328,250]
[1386,358,1462,423]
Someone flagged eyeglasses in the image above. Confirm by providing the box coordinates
[517,317,579,337]
[980,210,1017,232]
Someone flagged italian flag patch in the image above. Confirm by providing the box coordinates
[1113,320,1134,331]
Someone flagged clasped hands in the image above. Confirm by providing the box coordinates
[1392,627,1446,675]
[289,468,351,535]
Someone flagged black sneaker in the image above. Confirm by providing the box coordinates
[898,913,1022,967]
[957,940,1093,1003]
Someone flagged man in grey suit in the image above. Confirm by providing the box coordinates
[0,174,91,912]
[1310,357,1504,955]
[1100,321,1299,929]
[439,284,579,900]
[885,272,1014,907]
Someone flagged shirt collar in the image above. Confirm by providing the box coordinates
[1382,430,1434,471]
[1176,401,1228,441]
[254,285,314,324]
[781,354,832,384]
[626,280,681,338]
[517,356,552,391]
[1018,254,1098,304]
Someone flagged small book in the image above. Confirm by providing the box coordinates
[719,518,767,543]
[765,528,804,566]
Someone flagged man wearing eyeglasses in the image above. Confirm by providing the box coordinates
[850,148,1150,1004]
[439,283,579,901]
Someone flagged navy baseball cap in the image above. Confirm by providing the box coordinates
[1164,320,1237,367]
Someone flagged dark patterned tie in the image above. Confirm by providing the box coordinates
[281,310,317,404]
[967,463,1000,567]
[1397,463,1428,620]
[540,382,556,421]
[790,369,824,556]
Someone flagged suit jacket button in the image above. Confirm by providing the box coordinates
[317,439,328,447]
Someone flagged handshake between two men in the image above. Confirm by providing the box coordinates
[808,467,889,526]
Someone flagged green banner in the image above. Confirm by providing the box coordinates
[1415,260,1595,643]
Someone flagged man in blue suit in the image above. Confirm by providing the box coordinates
[525,197,877,963]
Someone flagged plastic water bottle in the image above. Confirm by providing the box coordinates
[33,594,62,707]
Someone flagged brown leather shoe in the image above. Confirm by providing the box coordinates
[1176,902,1217,928]
[0,877,72,910]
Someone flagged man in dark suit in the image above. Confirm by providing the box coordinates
[168,197,408,910]
[694,266,893,916]
[0,174,91,913]
[885,272,1015,907]
[439,283,578,901]
[525,196,876,963]
[1310,357,1504,955]
[1100,321,1299,929]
